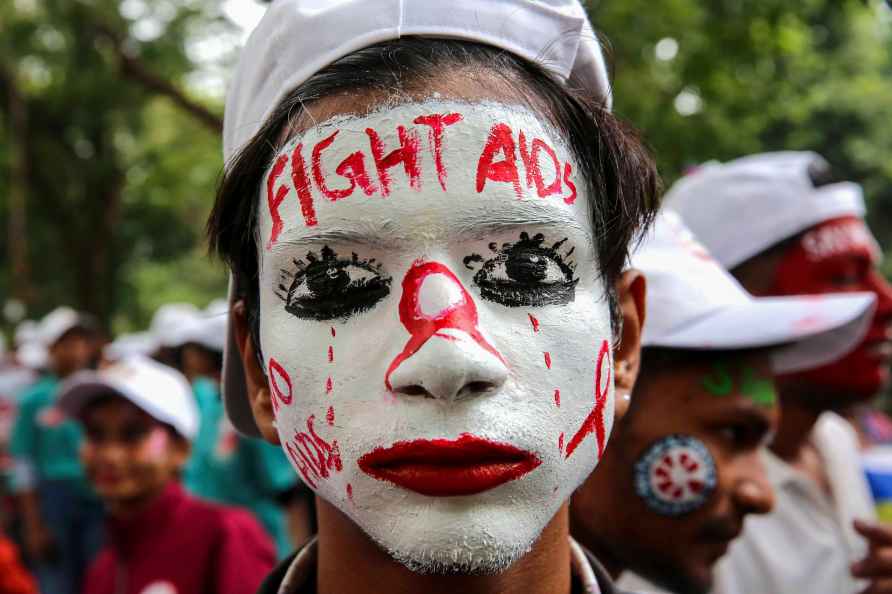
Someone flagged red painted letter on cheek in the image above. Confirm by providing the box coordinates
[367,125,421,196]
[268,358,293,415]
[266,154,289,249]
[476,123,523,198]
[413,113,463,191]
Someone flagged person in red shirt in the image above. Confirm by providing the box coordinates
[0,534,37,594]
[57,355,275,594]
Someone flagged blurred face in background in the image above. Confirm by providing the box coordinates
[770,216,892,401]
[80,395,189,513]
[50,328,97,378]
[572,350,777,594]
[180,343,223,384]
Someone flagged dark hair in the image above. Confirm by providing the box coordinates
[208,38,660,356]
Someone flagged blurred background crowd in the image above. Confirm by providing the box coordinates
[1,1,892,593]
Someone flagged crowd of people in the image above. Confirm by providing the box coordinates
[2,1,892,593]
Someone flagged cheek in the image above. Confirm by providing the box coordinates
[633,435,717,517]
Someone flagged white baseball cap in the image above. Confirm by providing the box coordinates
[149,303,200,349]
[634,210,876,373]
[104,332,159,362]
[14,320,39,347]
[58,355,198,440]
[17,341,48,370]
[223,0,611,164]
[663,151,866,269]
[38,307,94,347]
[222,0,613,436]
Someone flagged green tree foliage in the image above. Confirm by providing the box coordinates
[591,0,892,272]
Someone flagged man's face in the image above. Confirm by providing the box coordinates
[256,100,614,573]
[81,396,188,508]
[573,351,777,594]
[773,216,892,400]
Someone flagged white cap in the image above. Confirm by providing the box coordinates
[223,0,611,164]
[664,151,866,269]
[58,355,198,440]
[104,332,159,362]
[149,303,200,349]
[634,211,876,373]
[17,342,48,370]
[157,300,228,353]
[14,320,39,347]
[38,307,92,347]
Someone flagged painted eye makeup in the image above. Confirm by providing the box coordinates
[276,246,392,321]
[463,232,578,307]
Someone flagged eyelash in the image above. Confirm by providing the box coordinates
[276,246,392,321]
[463,232,578,307]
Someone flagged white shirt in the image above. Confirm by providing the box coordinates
[711,412,876,594]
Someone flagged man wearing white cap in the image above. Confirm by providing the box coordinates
[571,211,875,594]
[8,306,103,594]
[207,0,661,592]
[668,152,892,594]
[58,356,275,594]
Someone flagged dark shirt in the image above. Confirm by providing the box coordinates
[84,481,276,594]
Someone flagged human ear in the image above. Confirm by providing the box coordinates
[233,299,280,445]
[613,269,646,421]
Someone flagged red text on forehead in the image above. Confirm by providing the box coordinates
[263,110,578,248]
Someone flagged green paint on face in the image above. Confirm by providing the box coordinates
[701,361,777,408]
[701,362,733,396]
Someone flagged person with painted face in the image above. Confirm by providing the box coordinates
[669,151,892,594]
[207,1,661,593]
[58,356,276,594]
[571,211,876,594]
[8,307,104,594]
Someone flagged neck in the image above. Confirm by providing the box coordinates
[770,388,823,462]
[107,482,171,521]
[315,497,573,594]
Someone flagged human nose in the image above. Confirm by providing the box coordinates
[388,330,509,401]
[730,453,775,516]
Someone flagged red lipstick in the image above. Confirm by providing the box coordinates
[358,433,540,497]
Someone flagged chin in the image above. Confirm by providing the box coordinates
[383,539,531,576]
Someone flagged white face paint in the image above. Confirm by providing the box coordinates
[257,100,614,574]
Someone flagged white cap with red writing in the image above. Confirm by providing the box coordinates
[223,0,611,165]
[635,210,875,373]
[664,151,866,269]
[58,355,198,440]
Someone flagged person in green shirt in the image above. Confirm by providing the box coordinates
[9,307,103,594]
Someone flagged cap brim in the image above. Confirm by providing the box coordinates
[649,292,876,373]
[223,274,263,437]
[57,372,127,420]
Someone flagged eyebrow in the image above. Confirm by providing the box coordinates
[271,212,593,252]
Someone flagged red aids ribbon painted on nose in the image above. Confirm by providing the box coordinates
[385,260,505,391]
[565,340,611,459]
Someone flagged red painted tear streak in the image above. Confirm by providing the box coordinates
[367,125,421,196]
[544,352,552,369]
[284,415,342,489]
[554,389,561,407]
[327,346,334,363]
[558,432,564,454]
[346,483,353,501]
[528,314,540,333]
[325,377,333,395]
[357,433,541,497]
[330,327,336,338]
[265,154,289,249]
[413,113,463,191]
[290,143,318,227]
[476,123,523,198]
[268,358,293,415]
[326,406,335,426]
[565,340,612,459]
[384,260,506,391]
